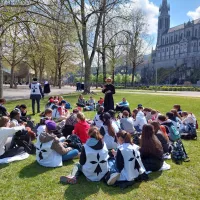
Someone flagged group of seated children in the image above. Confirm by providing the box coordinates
[0,95,196,188]
[76,95,104,111]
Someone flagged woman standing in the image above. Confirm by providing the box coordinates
[102,77,115,112]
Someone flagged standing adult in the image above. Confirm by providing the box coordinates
[102,77,115,112]
[43,81,51,95]
[30,78,44,115]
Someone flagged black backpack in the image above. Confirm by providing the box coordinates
[171,140,187,164]
[11,130,36,154]
[66,135,83,152]
[181,123,197,140]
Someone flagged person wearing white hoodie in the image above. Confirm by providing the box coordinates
[0,116,25,159]
[133,105,147,132]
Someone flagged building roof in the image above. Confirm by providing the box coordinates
[167,18,200,33]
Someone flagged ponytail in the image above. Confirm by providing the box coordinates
[116,130,133,144]
[104,119,115,138]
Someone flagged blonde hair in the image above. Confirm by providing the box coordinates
[77,112,85,121]
[0,116,9,127]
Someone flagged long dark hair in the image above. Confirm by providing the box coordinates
[140,124,163,157]
[102,112,115,137]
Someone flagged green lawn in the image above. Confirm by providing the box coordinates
[1,92,200,200]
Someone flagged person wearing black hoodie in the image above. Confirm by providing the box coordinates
[60,127,109,184]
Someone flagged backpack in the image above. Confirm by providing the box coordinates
[165,124,180,142]
[66,134,83,152]
[171,140,187,164]
[65,102,71,109]
[11,130,36,154]
[181,123,197,140]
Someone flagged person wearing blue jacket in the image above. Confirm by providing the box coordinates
[115,98,129,112]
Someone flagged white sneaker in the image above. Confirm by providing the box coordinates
[107,173,120,185]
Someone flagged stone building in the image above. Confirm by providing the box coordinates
[152,0,200,69]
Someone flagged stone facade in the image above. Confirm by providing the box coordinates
[152,0,200,69]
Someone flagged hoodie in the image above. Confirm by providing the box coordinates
[133,111,147,130]
[80,138,104,165]
[73,120,90,143]
[39,132,70,155]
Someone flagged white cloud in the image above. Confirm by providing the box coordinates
[120,0,159,35]
[187,6,200,20]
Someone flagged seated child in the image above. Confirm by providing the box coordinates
[35,120,79,167]
[93,106,104,129]
[180,112,197,133]
[100,113,118,150]
[120,110,135,134]
[139,124,164,172]
[96,97,104,111]
[173,104,182,116]
[84,96,95,111]
[73,112,90,143]
[106,130,147,185]
[76,95,86,107]
[52,100,69,121]
[0,98,9,117]
[60,127,109,184]
[0,116,25,159]
[115,98,129,112]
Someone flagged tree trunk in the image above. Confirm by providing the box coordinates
[0,41,3,98]
[125,66,128,88]
[58,66,62,89]
[54,67,57,87]
[84,57,91,93]
[102,13,106,82]
[131,61,136,87]
[96,68,99,89]
[10,65,15,88]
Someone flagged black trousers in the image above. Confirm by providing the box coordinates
[32,98,40,114]
[0,147,25,159]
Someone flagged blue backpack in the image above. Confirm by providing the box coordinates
[65,102,71,109]
[166,125,180,141]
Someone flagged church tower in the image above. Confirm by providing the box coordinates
[157,0,170,46]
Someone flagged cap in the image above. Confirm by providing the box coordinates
[45,120,57,131]
[138,104,143,108]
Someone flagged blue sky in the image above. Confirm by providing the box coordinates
[151,0,200,27]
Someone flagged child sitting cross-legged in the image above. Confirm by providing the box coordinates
[105,130,147,186]
[60,126,109,184]
[35,120,79,167]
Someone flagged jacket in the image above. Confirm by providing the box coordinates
[81,138,109,181]
[133,111,147,130]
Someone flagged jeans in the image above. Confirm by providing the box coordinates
[108,158,119,173]
[62,149,79,161]
[32,98,40,114]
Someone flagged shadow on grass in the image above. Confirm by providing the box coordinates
[63,175,142,200]
[0,163,9,169]
[19,161,55,178]
[148,171,163,181]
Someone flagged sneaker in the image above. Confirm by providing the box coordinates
[107,173,120,185]
[60,176,77,184]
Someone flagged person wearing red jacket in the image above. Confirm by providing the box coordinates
[73,112,90,143]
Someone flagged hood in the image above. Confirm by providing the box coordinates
[32,81,38,84]
[161,119,173,126]
[39,131,56,143]
[86,138,104,150]
[78,121,89,128]
[137,111,145,118]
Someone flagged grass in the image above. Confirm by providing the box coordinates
[1,92,200,200]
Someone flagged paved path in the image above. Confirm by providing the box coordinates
[4,85,79,100]
[3,86,200,100]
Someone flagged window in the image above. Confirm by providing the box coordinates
[171,47,174,50]
[166,37,169,44]
[194,43,196,47]
[162,38,165,45]
[171,36,173,43]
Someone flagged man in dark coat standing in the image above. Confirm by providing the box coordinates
[102,77,115,112]
[29,78,44,115]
